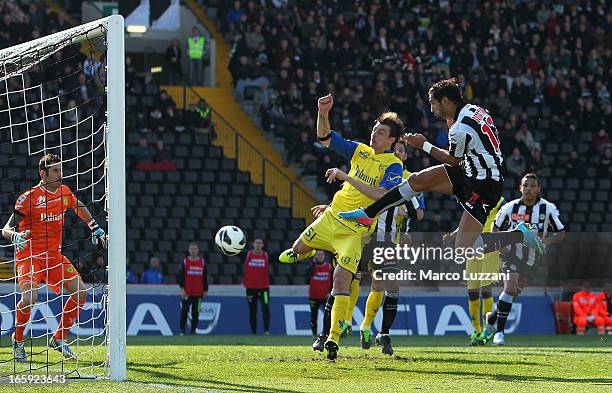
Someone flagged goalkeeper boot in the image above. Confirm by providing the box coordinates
[376,333,394,355]
[469,331,480,346]
[12,334,26,363]
[279,249,316,264]
[360,329,372,350]
[493,331,505,346]
[517,223,546,255]
[339,321,352,338]
[324,340,339,361]
[312,334,327,352]
[338,209,374,226]
[49,337,76,359]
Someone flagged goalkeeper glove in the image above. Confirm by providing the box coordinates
[11,230,30,251]
[89,220,107,248]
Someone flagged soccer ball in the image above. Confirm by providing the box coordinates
[214,226,246,256]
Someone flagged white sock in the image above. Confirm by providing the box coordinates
[398,177,418,200]
[499,291,513,303]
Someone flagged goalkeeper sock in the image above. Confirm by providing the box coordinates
[361,290,384,331]
[482,296,494,326]
[14,301,31,342]
[345,278,360,324]
[329,294,349,343]
[495,292,513,333]
[55,296,82,340]
[469,298,482,334]
[380,292,399,335]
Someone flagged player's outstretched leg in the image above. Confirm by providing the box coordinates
[338,179,419,226]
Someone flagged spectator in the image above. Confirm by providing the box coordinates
[165,38,183,85]
[591,129,611,152]
[187,26,206,85]
[506,147,526,177]
[126,259,138,284]
[242,238,270,335]
[564,151,585,178]
[141,257,164,284]
[307,250,332,336]
[134,136,153,164]
[224,1,244,34]
[177,241,208,335]
[597,147,612,178]
[572,282,606,336]
[154,140,170,162]
[526,148,545,174]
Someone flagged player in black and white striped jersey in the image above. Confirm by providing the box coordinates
[484,173,566,345]
[340,78,545,260]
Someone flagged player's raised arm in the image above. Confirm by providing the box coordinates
[402,133,463,166]
[73,200,107,248]
[316,94,333,147]
[2,213,29,251]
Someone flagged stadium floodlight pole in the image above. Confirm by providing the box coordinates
[106,14,127,382]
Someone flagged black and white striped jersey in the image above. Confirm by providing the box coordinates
[448,103,504,181]
[493,197,565,266]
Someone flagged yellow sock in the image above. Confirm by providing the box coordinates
[345,279,360,323]
[361,290,384,331]
[482,296,494,324]
[469,298,482,333]
[329,295,349,343]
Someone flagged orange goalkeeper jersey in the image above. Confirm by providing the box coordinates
[14,183,77,258]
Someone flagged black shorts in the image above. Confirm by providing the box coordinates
[501,257,534,289]
[444,165,503,226]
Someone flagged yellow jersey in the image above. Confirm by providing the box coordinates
[328,131,403,218]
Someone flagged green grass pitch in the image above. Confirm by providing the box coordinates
[2,335,611,392]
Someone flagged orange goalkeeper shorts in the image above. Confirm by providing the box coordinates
[15,252,79,294]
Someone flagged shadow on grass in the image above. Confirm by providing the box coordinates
[376,367,612,385]
[127,361,306,393]
[403,356,545,367]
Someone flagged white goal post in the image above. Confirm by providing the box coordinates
[0,15,126,381]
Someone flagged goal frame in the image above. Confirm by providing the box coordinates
[0,15,126,381]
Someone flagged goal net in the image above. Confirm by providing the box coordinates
[0,16,125,381]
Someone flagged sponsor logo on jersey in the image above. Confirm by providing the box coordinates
[511,213,531,221]
[63,197,69,206]
[40,212,63,222]
[36,196,46,207]
[353,164,378,186]
[358,150,370,159]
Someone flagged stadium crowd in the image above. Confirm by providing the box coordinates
[223,0,611,199]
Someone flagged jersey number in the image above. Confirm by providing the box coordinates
[481,116,500,153]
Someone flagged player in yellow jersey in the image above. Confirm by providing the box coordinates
[359,141,425,355]
[279,94,404,360]
[444,196,506,345]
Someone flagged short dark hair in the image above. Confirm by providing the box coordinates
[376,112,404,148]
[38,153,61,174]
[428,78,465,104]
[521,173,539,185]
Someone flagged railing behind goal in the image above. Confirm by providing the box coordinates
[0,16,125,381]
